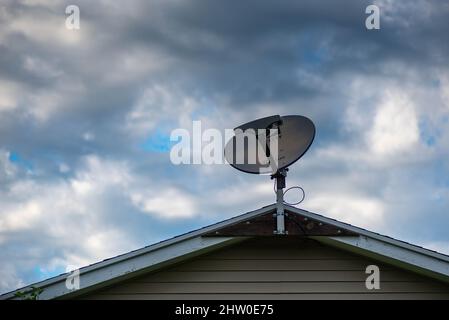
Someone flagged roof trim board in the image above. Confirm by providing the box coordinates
[315,236,449,283]
[285,205,449,263]
[3,236,246,300]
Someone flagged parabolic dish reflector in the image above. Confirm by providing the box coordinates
[224,115,315,174]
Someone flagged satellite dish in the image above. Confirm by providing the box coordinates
[224,114,316,235]
[224,115,315,175]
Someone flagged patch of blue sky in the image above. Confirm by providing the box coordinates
[139,106,215,153]
[191,105,215,120]
[33,265,66,281]
[302,46,328,67]
[8,152,33,171]
[435,161,449,190]
[140,128,173,153]
[297,30,330,69]
[415,159,449,193]
[419,117,439,147]
[431,78,440,87]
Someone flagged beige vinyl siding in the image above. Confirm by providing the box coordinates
[82,237,449,300]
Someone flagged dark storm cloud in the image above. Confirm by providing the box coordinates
[102,0,449,103]
[1,0,447,159]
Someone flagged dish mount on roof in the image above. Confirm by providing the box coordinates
[224,114,316,235]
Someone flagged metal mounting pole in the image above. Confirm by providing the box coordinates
[272,168,288,235]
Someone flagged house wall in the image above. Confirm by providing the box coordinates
[81,237,449,300]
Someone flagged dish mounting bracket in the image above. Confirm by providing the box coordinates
[272,168,288,235]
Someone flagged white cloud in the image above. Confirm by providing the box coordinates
[0,150,17,179]
[341,75,440,168]
[73,155,131,190]
[206,181,273,209]
[26,90,65,122]
[82,132,93,142]
[0,264,25,295]
[23,56,62,79]
[130,187,197,219]
[58,163,70,173]
[305,193,385,230]
[368,90,419,156]
[439,72,449,110]
[0,77,85,122]
[125,85,200,137]
[0,79,19,112]
[0,201,42,232]
[19,0,64,6]
[104,48,172,85]
[0,155,131,234]
[0,154,137,292]
[5,7,86,47]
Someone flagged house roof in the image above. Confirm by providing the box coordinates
[2,203,449,300]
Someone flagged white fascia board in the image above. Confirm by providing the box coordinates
[315,235,449,283]
[2,236,246,300]
[286,205,449,263]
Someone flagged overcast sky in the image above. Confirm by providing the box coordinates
[1,0,449,293]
